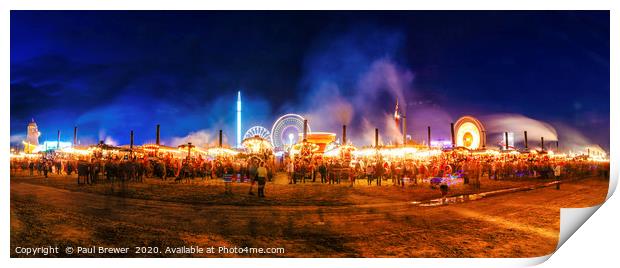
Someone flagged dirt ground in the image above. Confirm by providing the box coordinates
[10,172,609,258]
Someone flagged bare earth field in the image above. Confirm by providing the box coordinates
[10,173,609,258]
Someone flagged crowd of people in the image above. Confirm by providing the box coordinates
[284,152,610,191]
[11,154,273,179]
[10,149,610,199]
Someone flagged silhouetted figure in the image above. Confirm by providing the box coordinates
[256,162,268,198]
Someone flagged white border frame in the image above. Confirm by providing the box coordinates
[2,1,617,268]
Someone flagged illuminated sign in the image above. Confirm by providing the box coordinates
[39,141,72,151]
[507,132,514,148]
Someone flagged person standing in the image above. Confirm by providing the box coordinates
[400,163,407,189]
[266,160,274,182]
[28,161,34,176]
[473,161,481,191]
[319,161,327,184]
[287,160,294,184]
[248,160,258,195]
[162,160,167,180]
[301,164,307,183]
[311,160,317,182]
[37,161,42,176]
[348,168,354,187]
[366,164,374,185]
[491,162,497,180]
[223,164,233,194]
[375,161,383,186]
[462,161,470,185]
[56,160,62,175]
[439,182,449,202]
[256,162,268,198]
[554,163,562,190]
[42,160,49,178]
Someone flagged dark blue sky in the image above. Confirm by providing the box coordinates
[10,11,610,149]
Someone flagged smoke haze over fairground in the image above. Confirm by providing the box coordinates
[10,11,609,151]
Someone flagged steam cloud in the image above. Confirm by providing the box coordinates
[98,129,118,146]
[10,134,25,143]
[482,113,558,147]
[168,129,230,148]
[480,114,605,153]
[553,123,607,155]
[300,58,413,146]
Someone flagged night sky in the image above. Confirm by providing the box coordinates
[10,11,610,150]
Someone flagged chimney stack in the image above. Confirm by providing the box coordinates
[303,119,308,141]
[505,132,509,150]
[427,126,431,149]
[541,137,545,151]
[219,130,223,148]
[375,128,379,148]
[130,130,134,150]
[402,110,407,146]
[524,131,528,149]
[73,126,77,147]
[156,124,161,146]
[342,125,347,145]
[450,123,455,148]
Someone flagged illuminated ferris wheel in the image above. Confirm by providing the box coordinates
[454,115,486,150]
[243,126,271,141]
[271,113,310,150]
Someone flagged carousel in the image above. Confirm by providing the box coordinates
[297,132,336,153]
[241,135,273,154]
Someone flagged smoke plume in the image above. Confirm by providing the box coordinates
[481,114,558,146]
[168,129,230,148]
